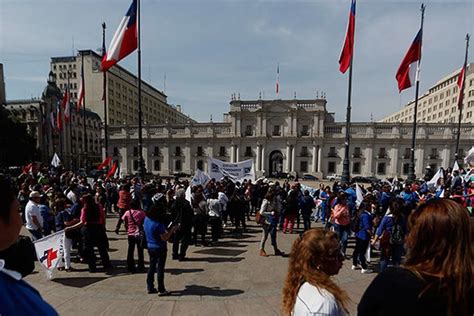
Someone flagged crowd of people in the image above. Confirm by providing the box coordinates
[0,163,473,315]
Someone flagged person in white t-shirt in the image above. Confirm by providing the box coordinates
[282,228,349,316]
[24,191,43,241]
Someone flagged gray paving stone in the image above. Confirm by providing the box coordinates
[24,218,376,315]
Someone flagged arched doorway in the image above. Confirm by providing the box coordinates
[269,150,283,176]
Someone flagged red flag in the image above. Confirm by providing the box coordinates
[56,101,63,131]
[101,0,138,71]
[77,80,84,112]
[396,29,422,92]
[457,64,466,109]
[61,89,70,122]
[22,163,32,174]
[339,0,356,74]
[107,161,118,178]
[276,64,280,95]
[98,156,112,170]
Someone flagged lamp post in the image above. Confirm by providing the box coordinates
[41,71,62,165]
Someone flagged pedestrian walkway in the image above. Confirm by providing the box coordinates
[25,218,375,315]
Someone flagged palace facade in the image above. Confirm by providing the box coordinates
[108,98,474,179]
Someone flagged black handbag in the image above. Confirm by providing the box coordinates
[129,210,147,249]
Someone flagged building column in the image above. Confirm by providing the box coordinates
[317,145,322,172]
[230,145,235,162]
[236,145,240,162]
[312,145,317,173]
[185,145,192,174]
[119,146,129,175]
[256,145,261,171]
[391,146,399,177]
[415,146,425,178]
[442,145,451,168]
[286,145,291,172]
[142,146,149,173]
[365,146,373,176]
[261,145,266,173]
[291,145,296,172]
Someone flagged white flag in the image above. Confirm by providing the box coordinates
[190,169,211,187]
[464,146,474,165]
[34,230,65,279]
[51,153,61,168]
[452,160,460,172]
[427,169,443,187]
[356,183,364,207]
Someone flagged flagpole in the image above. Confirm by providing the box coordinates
[102,22,109,159]
[137,0,146,178]
[407,3,425,182]
[67,70,73,170]
[341,54,353,185]
[454,33,470,166]
[81,52,88,170]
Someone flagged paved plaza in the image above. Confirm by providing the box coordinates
[25,216,376,316]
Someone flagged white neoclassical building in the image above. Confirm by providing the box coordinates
[107,98,474,179]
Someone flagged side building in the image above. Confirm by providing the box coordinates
[50,50,192,125]
[107,98,473,179]
[3,98,102,169]
[381,63,474,124]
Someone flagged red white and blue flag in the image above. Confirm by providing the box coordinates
[61,88,70,122]
[457,62,467,108]
[396,29,422,92]
[34,230,65,279]
[276,64,280,96]
[101,0,138,72]
[339,0,356,74]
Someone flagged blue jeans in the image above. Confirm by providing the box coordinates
[260,223,277,251]
[147,248,167,292]
[333,223,350,255]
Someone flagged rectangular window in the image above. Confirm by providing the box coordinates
[133,147,138,156]
[352,162,361,174]
[245,125,252,136]
[353,147,362,158]
[272,125,281,136]
[378,147,386,158]
[133,160,139,170]
[328,147,337,158]
[403,163,410,175]
[245,146,252,157]
[377,162,386,175]
[429,148,438,159]
[175,146,181,156]
[301,146,308,157]
[154,160,161,171]
[328,161,336,173]
[219,146,226,157]
[300,161,308,173]
[301,125,309,136]
[197,160,204,171]
[175,160,182,171]
[113,147,119,156]
[197,146,203,156]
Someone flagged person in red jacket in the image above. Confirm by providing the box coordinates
[115,183,131,234]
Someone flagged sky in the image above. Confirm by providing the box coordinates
[1,0,473,123]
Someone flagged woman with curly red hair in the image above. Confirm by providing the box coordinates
[282,228,349,315]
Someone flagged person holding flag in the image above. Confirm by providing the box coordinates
[0,175,58,315]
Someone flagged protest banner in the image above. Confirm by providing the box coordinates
[207,158,255,182]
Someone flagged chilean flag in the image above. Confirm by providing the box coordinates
[98,156,112,170]
[457,63,466,108]
[276,64,280,95]
[396,29,422,92]
[107,161,118,178]
[56,101,63,131]
[61,88,70,122]
[77,80,84,112]
[101,0,138,72]
[339,0,356,74]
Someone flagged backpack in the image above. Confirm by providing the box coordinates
[351,213,361,233]
[389,220,404,245]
